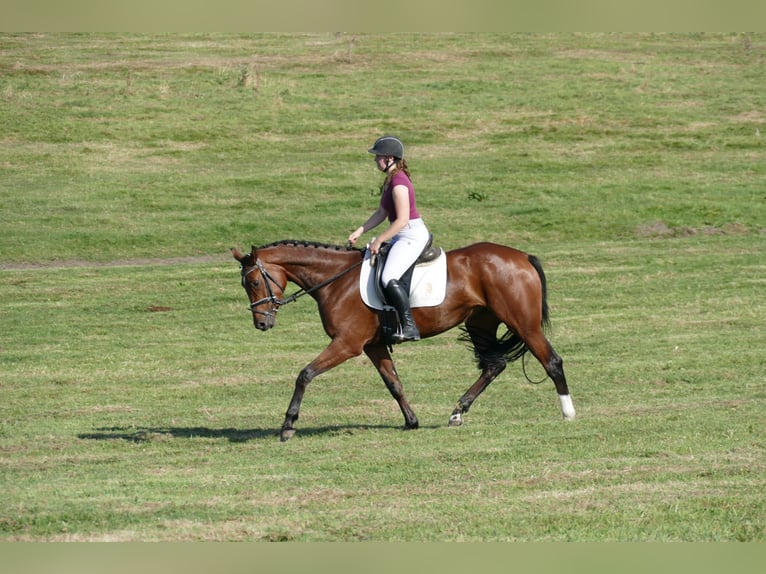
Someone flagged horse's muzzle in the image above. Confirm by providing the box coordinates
[253,313,276,331]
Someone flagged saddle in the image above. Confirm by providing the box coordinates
[371,235,440,297]
[370,235,443,346]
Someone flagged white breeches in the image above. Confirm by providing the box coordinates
[380,218,431,286]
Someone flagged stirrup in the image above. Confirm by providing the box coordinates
[393,331,420,343]
[393,324,420,343]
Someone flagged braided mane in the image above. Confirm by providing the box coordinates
[256,239,362,253]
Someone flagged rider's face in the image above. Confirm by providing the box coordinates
[375,154,393,172]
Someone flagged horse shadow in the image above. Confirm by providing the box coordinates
[78,426,277,443]
[77,422,433,443]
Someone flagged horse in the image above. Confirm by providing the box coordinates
[232,240,575,441]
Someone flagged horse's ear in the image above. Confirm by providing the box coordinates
[231,247,244,262]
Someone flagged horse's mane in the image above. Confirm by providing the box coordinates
[256,239,363,253]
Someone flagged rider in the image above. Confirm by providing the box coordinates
[348,136,430,343]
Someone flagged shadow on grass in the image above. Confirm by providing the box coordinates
[77,423,427,443]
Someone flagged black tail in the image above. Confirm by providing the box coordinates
[527,254,551,333]
[459,253,550,370]
[459,327,528,371]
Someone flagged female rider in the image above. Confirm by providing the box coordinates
[348,136,430,343]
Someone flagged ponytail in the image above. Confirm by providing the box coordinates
[379,158,411,194]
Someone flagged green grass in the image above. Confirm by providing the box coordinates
[0,33,764,541]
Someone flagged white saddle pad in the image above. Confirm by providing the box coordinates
[360,248,447,310]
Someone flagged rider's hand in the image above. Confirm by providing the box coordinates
[348,226,363,245]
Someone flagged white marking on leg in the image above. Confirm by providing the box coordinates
[449,413,463,426]
[559,394,576,420]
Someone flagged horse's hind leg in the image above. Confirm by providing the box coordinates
[451,310,575,425]
[364,344,419,430]
[448,360,507,427]
[448,311,507,427]
[524,330,575,421]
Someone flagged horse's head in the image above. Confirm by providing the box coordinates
[232,247,287,331]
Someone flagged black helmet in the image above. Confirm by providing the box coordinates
[368,136,404,159]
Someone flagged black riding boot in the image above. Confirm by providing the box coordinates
[383,279,421,343]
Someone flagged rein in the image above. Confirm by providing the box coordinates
[242,256,364,313]
[522,352,548,385]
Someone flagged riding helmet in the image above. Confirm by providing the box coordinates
[368,136,405,159]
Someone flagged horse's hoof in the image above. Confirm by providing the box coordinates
[280,428,296,442]
[448,413,463,427]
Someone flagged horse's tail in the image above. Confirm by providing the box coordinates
[459,253,551,371]
[527,254,551,334]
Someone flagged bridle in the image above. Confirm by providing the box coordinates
[240,255,364,319]
[240,258,285,321]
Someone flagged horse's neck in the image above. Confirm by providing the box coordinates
[269,247,357,289]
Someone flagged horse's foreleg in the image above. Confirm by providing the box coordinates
[280,364,316,442]
[280,342,359,442]
[364,344,419,430]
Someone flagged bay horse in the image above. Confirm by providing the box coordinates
[232,240,575,442]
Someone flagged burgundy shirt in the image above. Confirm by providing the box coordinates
[380,171,420,223]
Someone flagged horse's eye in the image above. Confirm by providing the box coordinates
[251,280,260,288]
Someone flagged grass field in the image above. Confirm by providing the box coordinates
[1,33,764,541]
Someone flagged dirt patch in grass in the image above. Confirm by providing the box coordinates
[0,254,222,271]
[635,220,753,238]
